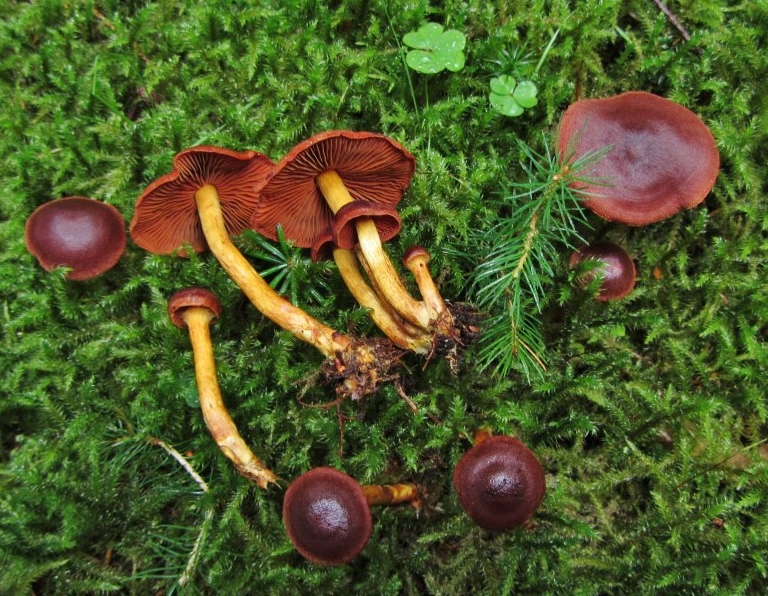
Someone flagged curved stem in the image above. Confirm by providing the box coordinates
[316,170,432,330]
[403,250,450,322]
[361,483,420,508]
[182,306,277,489]
[195,184,348,358]
[333,247,430,354]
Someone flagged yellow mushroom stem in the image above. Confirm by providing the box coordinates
[316,170,432,330]
[403,249,450,322]
[333,247,430,354]
[194,183,348,358]
[403,248,456,337]
[181,304,277,489]
[473,428,494,445]
[361,482,421,508]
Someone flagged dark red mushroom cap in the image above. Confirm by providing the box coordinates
[557,91,720,226]
[283,466,373,565]
[130,146,274,255]
[402,245,430,267]
[167,287,222,328]
[332,202,402,250]
[569,242,636,301]
[310,227,335,263]
[24,196,126,281]
[453,436,546,532]
[251,130,415,248]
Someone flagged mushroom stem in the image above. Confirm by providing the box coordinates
[316,170,432,330]
[179,305,277,489]
[361,482,421,508]
[472,428,494,445]
[194,184,348,358]
[402,245,455,334]
[332,247,430,354]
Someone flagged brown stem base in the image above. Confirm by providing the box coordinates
[423,301,483,373]
[318,337,406,402]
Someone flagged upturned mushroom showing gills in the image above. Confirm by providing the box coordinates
[557,91,720,226]
[282,466,419,565]
[168,287,276,489]
[251,131,432,329]
[130,146,399,400]
[453,432,546,532]
[252,131,479,364]
[569,242,636,301]
[25,196,126,280]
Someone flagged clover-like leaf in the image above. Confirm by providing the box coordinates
[513,81,539,108]
[403,23,466,74]
[402,22,445,49]
[489,75,538,117]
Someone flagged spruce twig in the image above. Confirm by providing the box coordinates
[147,437,213,589]
[148,437,209,493]
[470,138,609,379]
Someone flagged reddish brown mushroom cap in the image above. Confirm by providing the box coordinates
[557,91,720,226]
[283,467,373,565]
[569,242,636,301]
[130,146,274,255]
[453,436,546,532]
[402,244,430,267]
[251,130,415,248]
[25,196,126,281]
[310,227,335,263]
[332,202,402,250]
[167,287,223,328]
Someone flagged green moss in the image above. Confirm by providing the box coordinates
[2,0,768,593]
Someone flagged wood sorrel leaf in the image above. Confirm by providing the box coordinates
[406,50,446,74]
[490,93,525,117]
[403,23,466,74]
[513,81,539,108]
[402,22,445,49]
[489,76,538,116]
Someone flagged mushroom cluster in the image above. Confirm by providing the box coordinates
[558,91,720,300]
[130,145,403,402]
[251,131,481,368]
[24,94,717,565]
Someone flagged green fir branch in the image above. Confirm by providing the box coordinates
[471,138,609,379]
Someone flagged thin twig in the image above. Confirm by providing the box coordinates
[148,436,209,492]
[147,437,213,588]
[511,211,540,279]
[652,0,692,42]
[179,508,214,588]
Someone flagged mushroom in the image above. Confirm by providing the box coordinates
[453,431,546,531]
[25,196,126,280]
[557,91,720,225]
[250,130,433,331]
[283,466,419,565]
[252,131,479,363]
[402,245,451,327]
[311,227,430,354]
[131,146,400,400]
[569,242,636,301]
[168,287,277,489]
